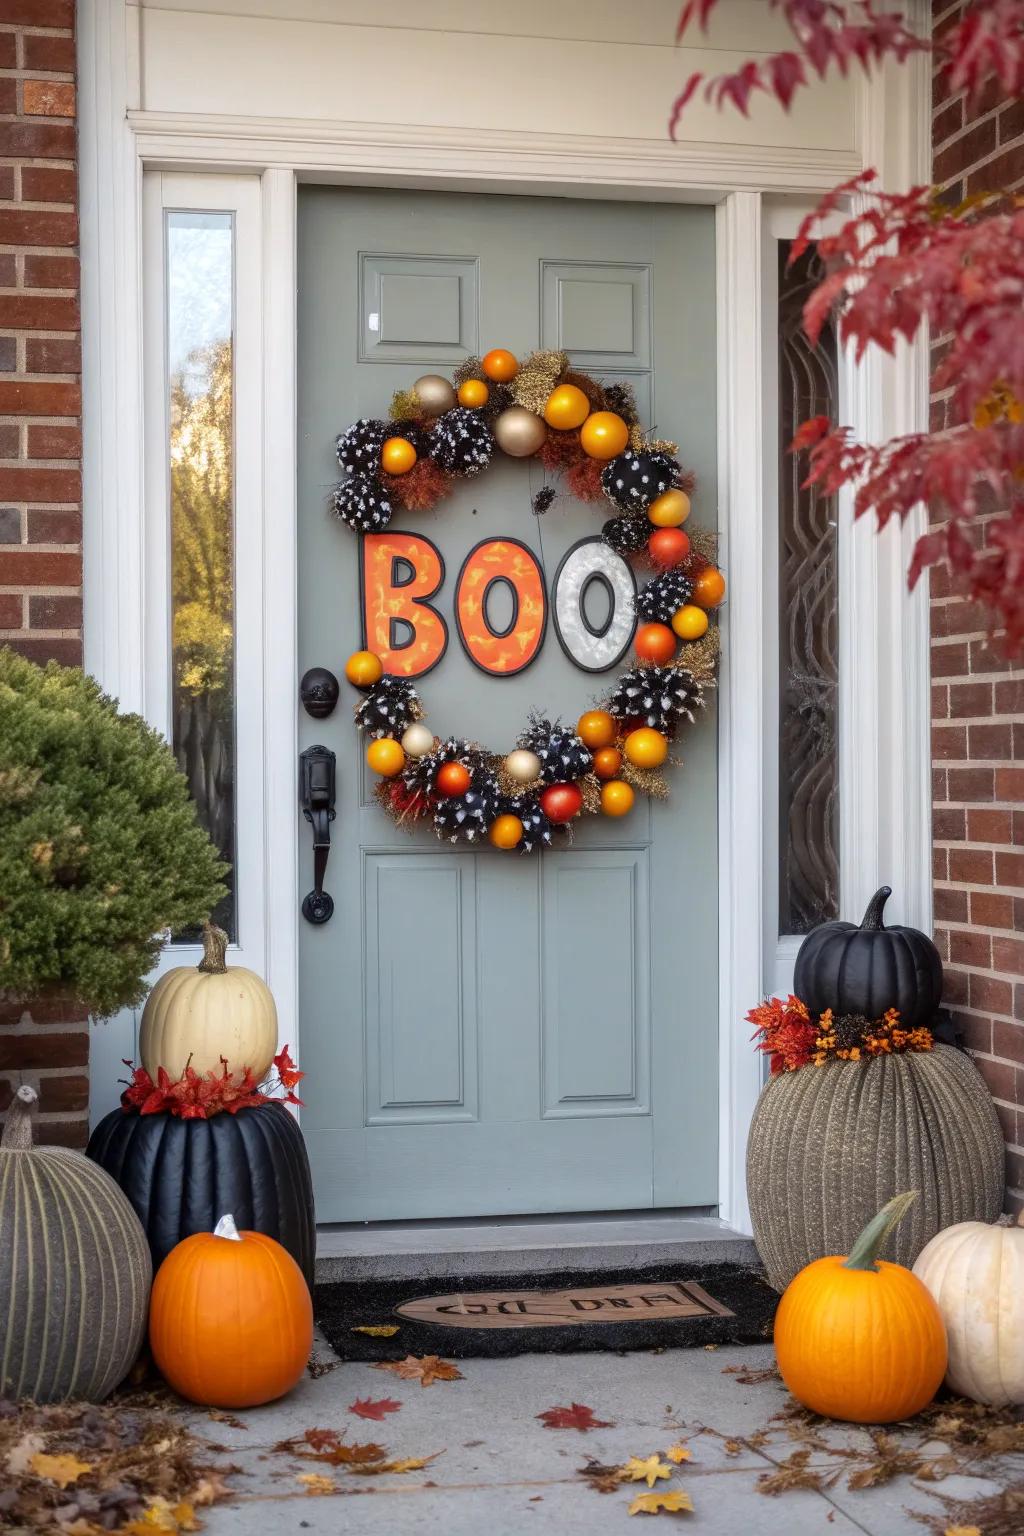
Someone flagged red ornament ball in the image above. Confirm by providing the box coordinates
[436,761,472,797]
[539,782,583,824]
[648,528,691,569]
[634,622,677,665]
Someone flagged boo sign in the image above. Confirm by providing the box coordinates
[361,531,638,679]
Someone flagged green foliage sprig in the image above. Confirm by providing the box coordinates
[0,649,227,1016]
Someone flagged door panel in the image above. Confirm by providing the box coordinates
[297,186,718,1222]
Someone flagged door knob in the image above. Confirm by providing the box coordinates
[299,744,336,924]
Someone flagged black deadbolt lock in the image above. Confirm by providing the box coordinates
[299,744,336,924]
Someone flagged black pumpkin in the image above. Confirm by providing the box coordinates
[86,1102,316,1290]
[793,885,943,1028]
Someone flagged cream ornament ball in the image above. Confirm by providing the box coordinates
[413,374,457,417]
[139,923,278,1085]
[504,748,542,784]
[401,722,435,757]
[913,1212,1024,1407]
[493,406,548,458]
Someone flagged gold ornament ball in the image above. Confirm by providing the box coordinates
[367,737,406,777]
[601,780,635,818]
[623,726,669,769]
[494,406,548,458]
[671,604,709,641]
[401,722,435,757]
[381,436,417,475]
[504,748,542,784]
[580,411,629,460]
[457,378,489,409]
[489,814,524,850]
[413,374,456,417]
[344,649,384,688]
[482,348,519,382]
[648,489,691,528]
[543,383,591,431]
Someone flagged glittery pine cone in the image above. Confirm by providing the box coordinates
[602,515,649,554]
[353,675,421,738]
[606,665,704,738]
[331,474,393,533]
[429,407,494,476]
[634,568,694,624]
[336,417,388,475]
[516,716,593,784]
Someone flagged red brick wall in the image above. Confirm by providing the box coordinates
[931,2,1024,1211]
[0,0,87,1147]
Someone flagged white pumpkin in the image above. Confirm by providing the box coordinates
[912,1212,1024,1407]
[140,923,278,1084]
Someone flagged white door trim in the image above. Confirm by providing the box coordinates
[79,1,931,1234]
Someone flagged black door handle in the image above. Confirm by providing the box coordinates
[299,744,336,924]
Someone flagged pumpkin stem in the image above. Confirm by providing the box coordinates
[1,1084,37,1150]
[214,1213,243,1242]
[843,1190,917,1272]
[860,886,892,931]
[197,922,229,975]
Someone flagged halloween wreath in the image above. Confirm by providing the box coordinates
[333,347,726,853]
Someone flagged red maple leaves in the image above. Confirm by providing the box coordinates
[536,1403,614,1432]
[121,1045,304,1119]
[747,995,819,1075]
[348,1397,402,1422]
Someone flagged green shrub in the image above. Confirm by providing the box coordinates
[0,648,227,1016]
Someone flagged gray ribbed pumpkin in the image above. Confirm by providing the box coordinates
[747,1044,1004,1292]
[0,1085,151,1402]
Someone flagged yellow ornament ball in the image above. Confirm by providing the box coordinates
[671,604,709,641]
[366,737,406,777]
[489,814,524,850]
[457,378,489,409]
[601,780,635,818]
[576,709,617,750]
[381,437,417,475]
[648,489,691,528]
[482,349,519,382]
[580,411,629,460]
[345,649,384,688]
[623,727,669,769]
[543,384,591,431]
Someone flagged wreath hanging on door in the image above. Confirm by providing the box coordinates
[331,347,725,853]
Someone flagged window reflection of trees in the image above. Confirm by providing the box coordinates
[171,337,236,937]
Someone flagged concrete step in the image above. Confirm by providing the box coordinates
[315,1212,760,1282]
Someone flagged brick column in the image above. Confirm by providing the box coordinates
[0,0,87,1147]
[931,2,1024,1211]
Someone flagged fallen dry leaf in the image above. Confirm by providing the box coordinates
[349,1396,403,1421]
[303,1428,343,1452]
[352,1325,400,1337]
[375,1354,464,1388]
[578,1459,626,1494]
[757,1449,834,1497]
[665,1444,692,1464]
[622,1455,673,1488]
[536,1403,614,1432]
[306,1356,340,1379]
[349,1453,441,1476]
[296,1472,336,1495]
[206,1407,247,1430]
[27,1451,93,1489]
[628,1489,694,1516]
[723,1439,743,1457]
[722,1363,779,1386]
[944,1528,982,1536]
[123,1498,199,1533]
[317,1442,388,1467]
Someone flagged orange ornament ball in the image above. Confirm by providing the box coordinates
[635,622,677,665]
[693,566,727,608]
[381,436,417,475]
[648,527,690,569]
[601,780,635,818]
[344,649,383,688]
[367,737,406,777]
[576,709,617,750]
[592,746,623,781]
[543,384,591,431]
[671,604,709,641]
[436,761,472,797]
[624,727,669,769]
[489,814,524,850]
[579,411,629,460]
[457,378,489,409]
[648,489,691,528]
[482,348,519,382]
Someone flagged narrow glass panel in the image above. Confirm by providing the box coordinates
[778,241,839,934]
[166,211,236,938]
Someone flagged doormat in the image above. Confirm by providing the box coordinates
[315,1261,778,1362]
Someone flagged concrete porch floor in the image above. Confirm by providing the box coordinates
[183,1332,1020,1534]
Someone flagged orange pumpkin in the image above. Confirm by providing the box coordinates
[774,1192,947,1424]
[149,1215,313,1408]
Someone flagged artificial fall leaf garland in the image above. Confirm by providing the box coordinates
[334,348,725,855]
[746,994,935,1076]
[120,1045,304,1119]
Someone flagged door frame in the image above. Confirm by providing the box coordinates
[78,1,931,1235]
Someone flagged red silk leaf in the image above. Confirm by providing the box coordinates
[348,1398,403,1422]
[536,1403,614,1432]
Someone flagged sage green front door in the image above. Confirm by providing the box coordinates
[297,187,718,1223]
